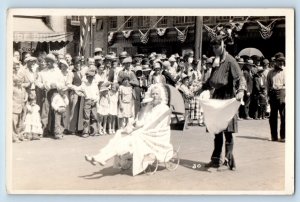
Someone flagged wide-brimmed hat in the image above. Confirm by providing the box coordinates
[94,47,103,53]
[122,57,132,64]
[45,54,56,62]
[59,59,69,69]
[119,51,128,58]
[274,52,285,61]
[246,59,256,66]
[24,56,37,63]
[99,86,109,92]
[262,59,269,65]
[237,58,245,64]
[168,56,176,62]
[162,61,171,68]
[153,62,162,70]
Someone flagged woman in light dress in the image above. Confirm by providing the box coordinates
[85,84,173,176]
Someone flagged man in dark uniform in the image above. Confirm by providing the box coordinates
[203,36,246,170]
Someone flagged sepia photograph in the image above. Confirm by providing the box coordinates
[6,8,294,194]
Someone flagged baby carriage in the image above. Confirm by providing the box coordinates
[117,84,186,175]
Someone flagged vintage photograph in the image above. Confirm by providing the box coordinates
[6,9,294,194]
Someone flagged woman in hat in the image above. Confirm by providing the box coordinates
[150,62,166,85]
[202,35,246,170]
[85,84,173,176]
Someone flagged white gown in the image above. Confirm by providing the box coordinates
[95,102,173,176]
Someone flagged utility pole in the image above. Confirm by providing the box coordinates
[194,16,203,69]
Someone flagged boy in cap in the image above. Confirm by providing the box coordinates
[77,68,100,137]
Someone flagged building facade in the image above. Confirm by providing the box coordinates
[68,16,285,59]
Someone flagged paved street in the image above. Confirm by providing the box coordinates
[10,119,285,193]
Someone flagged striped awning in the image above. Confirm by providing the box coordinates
[13,17,73,43]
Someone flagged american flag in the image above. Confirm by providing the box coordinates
[139,30,150,44]
[175,26,189,43]
[80,16,91,56]
[256,19,277,40]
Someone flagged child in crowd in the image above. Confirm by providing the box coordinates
[77,67,99,138]
[12,75,27,143]
[118,76,133,128]
[24,93,43,140]
[108,83,119,134]
[178,74,194,126]
[51,86,69,139]
[97,86,110,135]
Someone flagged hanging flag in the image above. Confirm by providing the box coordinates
[79,16,91,56]
[256,19,277,39]
[174,26,189,43]
[203,24,217,40]
[122,30,133,39]
[230,16,250,32]
[139,29,150,44]
[156,28,168,36]
[108,32,115,45]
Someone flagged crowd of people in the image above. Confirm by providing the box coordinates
[12,44,285,147]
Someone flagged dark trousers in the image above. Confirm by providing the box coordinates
[83,99,98,135]
[211,132,236,168]
[42,89,57,136]
[242,94,251,118]
[269,90,285,140]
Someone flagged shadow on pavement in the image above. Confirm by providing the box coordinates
[236,135,270,141]
[179,159,210,172]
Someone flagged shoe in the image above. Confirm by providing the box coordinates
[85,155,97,166]
[198,123,205,127]
[81,133,89,138]
[204,161,221,168]
[94,133,100,136]
[112,129,115,134]
[99,130,104,136]
[245,117,252,120]
[278,138,285,143]
[54,134,63,139]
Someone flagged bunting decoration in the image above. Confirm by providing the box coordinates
[139,29,150,44]
[108,31,115,45]
[156,28,168,36]
[229,16,250,31]
[203,24,218,40]
[122,30,133,39]
[174,26,189,43]
[256,19,277,39]
[79,16,91,56]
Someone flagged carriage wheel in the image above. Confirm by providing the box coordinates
[164,150,180,171]
[142,153,158,175]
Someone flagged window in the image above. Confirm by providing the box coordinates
[109,17,117,30]
[124,16,133,29]
[216,16,231,23]
[137,16,150,28]
[157,16,168,27]
[174,16,195,25]
[71,16,80,26]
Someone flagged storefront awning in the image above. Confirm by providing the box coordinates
[13,17,73,43]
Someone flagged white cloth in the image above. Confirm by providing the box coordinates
[97,94,110,115]
[109,91,119,115]
[78,80,99,102]
[51,93,69,111]
[42,67,65,91]
[199,95,241,134]
[95,103,173,176]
